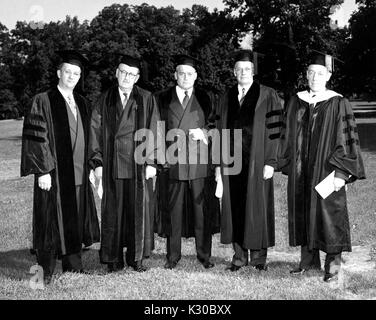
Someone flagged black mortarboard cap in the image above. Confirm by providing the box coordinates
[118,54,142,69]
[234,49,254,63]
[174,54,201,69]
[233,49,262,74]
[307,49,343,73]
[56,49,90,70]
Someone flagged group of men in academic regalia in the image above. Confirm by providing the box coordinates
[21,47,365,285]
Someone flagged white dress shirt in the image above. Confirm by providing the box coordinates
[57,85,77,119]
[237,84,252,102]
[118,87,131,107]
[176,86,193,105]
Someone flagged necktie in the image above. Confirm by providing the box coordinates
[239,87,246,106]
[182,91,189,109]
[122,92,128,109]
[67,94,77,120]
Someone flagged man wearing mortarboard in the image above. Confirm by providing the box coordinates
[154,54,219,270]
[89,54,160,273]
[278,49,366,282]
[215,49,284,272]
[20,50,100,284]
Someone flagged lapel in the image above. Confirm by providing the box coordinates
[168,88,185,123]
[65,102,78,148]
[115,86,140,138]
[255,84,266,111]
[65,102,77,135]
[227,86,239,127]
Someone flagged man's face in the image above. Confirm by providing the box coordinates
[116,63,140,91]
[57,63,81,90]
[306,64,332,93]
[234,61,253,86]
[174,65,197,90]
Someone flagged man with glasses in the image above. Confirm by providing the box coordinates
[155,54,219,270]
[89,54,160,273]
[278,50,365,282]
[21,50,100,284]
[215,50,284,272]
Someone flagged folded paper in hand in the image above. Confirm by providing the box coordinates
[315,171,335,199]
[215,177,223,198]
[98,178,103,199]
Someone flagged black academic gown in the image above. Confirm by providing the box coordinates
[154,87,220,238]
[217,83,284,249]
[21,88,100,256]
[278,90,366,253]
[89,85,160,264]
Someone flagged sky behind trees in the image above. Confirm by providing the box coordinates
[0,0,225,30]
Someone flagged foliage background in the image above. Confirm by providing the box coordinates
[0,0,375,117]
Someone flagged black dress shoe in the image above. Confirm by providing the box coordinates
[43,275,52,285]
[132,264,148,272]
[226,264,241,272]
[202,261,215,269]
[164,261,178,269]
[290,267,307,275]
[323,272,338,282]
[253,264,268,271]
[107,262,124,273]
[77,269,91,275]
[63,268,91,274]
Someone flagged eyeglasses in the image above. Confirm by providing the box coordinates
[118,69,139,79]
[177,72,196,78]
[307,70,327,77]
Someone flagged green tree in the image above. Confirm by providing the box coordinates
[8,17,91,112]
[223,0,345,95]
[0,23,18,119]
[345,0,376,98]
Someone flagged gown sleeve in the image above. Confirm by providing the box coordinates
[88,96,104,169]
[20,94,55,177]
[328,98,366,183]
[264,89,284,169]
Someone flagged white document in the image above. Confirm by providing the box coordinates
[97,178,103,199]
[315,170,335,199]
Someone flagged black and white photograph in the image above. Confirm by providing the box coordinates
[0,0,375,306]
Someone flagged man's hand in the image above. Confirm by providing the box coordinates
[38,174,51,191]
[263,165,274,180]
[94,166,103,179]
[145,165,157,180]
[333,177,346,192]
[189,128,208,144]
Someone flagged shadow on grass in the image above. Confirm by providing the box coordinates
[0,136,22,141]
[0,248,104,280]
[0,249,36,281]
[146,252,308,279]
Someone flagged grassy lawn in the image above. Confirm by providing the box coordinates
[0,119,375,300]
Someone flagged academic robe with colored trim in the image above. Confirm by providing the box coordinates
[154,87,220,238]
[278,90,366,253]
[20,88,100,256]
[89,85,160,264]
[217,83,284,249]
